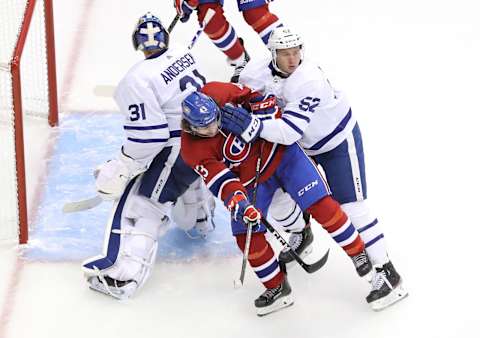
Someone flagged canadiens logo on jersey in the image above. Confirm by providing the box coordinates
[223,134,251,166]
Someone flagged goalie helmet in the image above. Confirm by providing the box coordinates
[267,27,304,74]
[132,12,169,52]
[182,92,221,128]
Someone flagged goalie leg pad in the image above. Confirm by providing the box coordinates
[172,178,215,239]
[83,178,169,299]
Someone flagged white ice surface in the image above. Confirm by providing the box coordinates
[1,0,480,337]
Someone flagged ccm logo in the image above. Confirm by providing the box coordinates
[298,180,318,196]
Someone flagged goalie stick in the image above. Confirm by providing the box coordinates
[93,9,215,98]
[62,196,102,213]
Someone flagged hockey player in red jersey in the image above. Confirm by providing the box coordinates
[180,82,367,316]
[174,0,283,81]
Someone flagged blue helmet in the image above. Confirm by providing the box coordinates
[182,92,221,128]
[132,12,169,52]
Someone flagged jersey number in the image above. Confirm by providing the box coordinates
[299,97,320,113]
[129,103,146,121]
[179,69,206,91]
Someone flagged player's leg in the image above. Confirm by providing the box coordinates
[230,183,293,316]
[197,1,249,81]
[275,143,367,265]
[267,190,314,265]
[172,177,216,239]
[313,123,408,310]
[82,177,170,300]
[240,1,283,44]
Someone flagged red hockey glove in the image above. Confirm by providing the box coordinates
[174,0,199,23]
[248,93,281,120]
[227,191,262,230]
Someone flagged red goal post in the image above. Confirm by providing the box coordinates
[0,0,58,244]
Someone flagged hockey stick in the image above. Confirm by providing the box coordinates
[234,142,264,289]
[167,14,180,33]
[93,9,215,98]
[262,217,329,273]
[62,195,103,213]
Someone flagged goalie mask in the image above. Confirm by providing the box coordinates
[268,27,304,75]
[132,12,169,52]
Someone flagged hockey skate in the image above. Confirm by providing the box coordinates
[278,224,314,265]
[255,276,294,316]
[351,249,373,280]
[229,39,250,83]
[87,275,138,300]
[366,261,408,311]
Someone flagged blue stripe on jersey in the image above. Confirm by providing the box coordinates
[127,137,168,143]
[282,117,304,136]
[332,223,356,243]
[357,219,378,233]
[255,260,279,279]
[209,170,238,197]
[82,177,137,270]
[169,130,181,138]
[123,124,168,130]
[283,110,311,123]
[308,109,352,151]
[215,27,236,49]
[365,234,384,248]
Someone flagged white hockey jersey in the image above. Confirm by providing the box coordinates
[239,57,356,155]
[114,46,206,166]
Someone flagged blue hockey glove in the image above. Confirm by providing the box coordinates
[221,104,263,143]
[174,0,198,23]
[249,93,281,120]
[227,191,262,231]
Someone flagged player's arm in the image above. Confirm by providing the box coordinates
[94,78,170,200]
[257,80,323,145]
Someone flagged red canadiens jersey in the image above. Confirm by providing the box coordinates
[181,82,286,203]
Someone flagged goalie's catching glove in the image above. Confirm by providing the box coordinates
[94,152,148,200]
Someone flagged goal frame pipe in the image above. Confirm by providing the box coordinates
[10,0,59,243]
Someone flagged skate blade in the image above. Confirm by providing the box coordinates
[371,283,409,311]
[281,246,314,267]
[256,295,294,317]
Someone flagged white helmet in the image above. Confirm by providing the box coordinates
[267,27,304,74]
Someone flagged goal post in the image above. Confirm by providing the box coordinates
[0,0,59,244]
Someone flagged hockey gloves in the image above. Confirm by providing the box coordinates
[221,104,263,144]
[174,0,199,23]
[249,93,281,120]
[227,192,262,231]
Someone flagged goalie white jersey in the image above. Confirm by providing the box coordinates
[114,46,206,165]
[239,57,356,155]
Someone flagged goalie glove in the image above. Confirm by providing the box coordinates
[221,104,263,144]
[248,93,281,120]
[94,152,148,200]
[174,0,199,23]
[227,191,262,231]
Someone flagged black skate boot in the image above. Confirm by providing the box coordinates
[255,276,294,316]
[366,261,408,311]
[87,275,138,300]
[229,38,250,83]
[278,224,314,264]
[351,249,373,279]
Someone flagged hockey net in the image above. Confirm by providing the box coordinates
[0,0,58,244]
